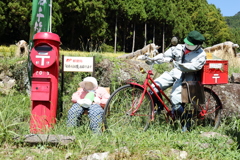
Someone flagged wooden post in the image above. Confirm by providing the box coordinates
[59,55,64,118]
[91,56,95,77]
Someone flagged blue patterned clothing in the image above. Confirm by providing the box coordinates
[67,103,104,133]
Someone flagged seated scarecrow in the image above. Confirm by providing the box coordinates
[67,77,110,133]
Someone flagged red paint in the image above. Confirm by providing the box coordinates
[201,60,228,84]
[30,32,61,133]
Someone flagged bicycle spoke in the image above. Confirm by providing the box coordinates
[103,84,153,131]
[194,87,222,129]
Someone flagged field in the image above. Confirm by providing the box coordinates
[0,46,240,159]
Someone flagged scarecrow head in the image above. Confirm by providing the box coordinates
[79,77,98,91]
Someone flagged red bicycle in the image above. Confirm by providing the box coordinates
[103,56,222,131]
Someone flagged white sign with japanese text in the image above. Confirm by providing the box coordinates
[63,56,94,72]
[209,63,222,69]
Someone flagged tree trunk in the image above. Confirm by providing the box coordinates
[123,19,126,52]
[114,15,118,53]
[153,24,155,44]
[144,22,147,46]
[162,23,165,53]
[132,23,136,53]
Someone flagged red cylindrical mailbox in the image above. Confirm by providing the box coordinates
[30,32,61,133]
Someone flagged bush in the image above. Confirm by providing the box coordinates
[154,62,172,74]
[100,43,114,52]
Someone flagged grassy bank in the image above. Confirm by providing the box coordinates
[0,93,240,159]
[0,46,240,159]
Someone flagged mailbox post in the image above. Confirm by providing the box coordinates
[30,32,61,133]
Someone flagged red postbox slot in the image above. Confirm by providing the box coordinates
[31,77,51,101]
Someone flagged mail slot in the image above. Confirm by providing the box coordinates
[31,77,51,101]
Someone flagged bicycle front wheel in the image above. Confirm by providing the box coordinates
[195,87,222,129]
[103,84,153,131]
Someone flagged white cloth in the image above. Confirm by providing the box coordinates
[94,97,101,104]
[152,44,206,108]
[77,99,92,108]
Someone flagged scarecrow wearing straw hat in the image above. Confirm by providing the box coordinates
[67,77,110,133]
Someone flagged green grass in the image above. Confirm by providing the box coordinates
[0,92,240,159]
[0,46,240,159]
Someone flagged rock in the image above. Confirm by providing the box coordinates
[170,149,188,160]
[200,132,235,146]
[230,73,240,83]
[200,131,222,138]
[0,72,16,94]
[96,59,160,88]
[114,146,131,158]
[0,60,29,95]
[65,152,72,159]
[144,150,162,159]
[82,152,109,160]
[198,143,210,149]
[205,83,240,117]
[237,53,240,58]
[25,156,35,160]
[19,134,75,145]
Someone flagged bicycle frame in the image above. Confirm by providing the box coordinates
[103,61,223,130]
[128,69,173,120]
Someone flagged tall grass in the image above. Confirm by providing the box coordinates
[60,49,124,59]
[210,49,240,75]
[1,92,239,159]
[0,46,239,159]
[0,94,31,144]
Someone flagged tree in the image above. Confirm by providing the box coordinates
[51,1,64,35]
[0,0,32,44]
[226,13,240,50]
[0,1,7,38]
[0,0,237,52]
[203,4,231,45]
[123,0,147,52]
[103,0,126,53]
[143,0,156,46]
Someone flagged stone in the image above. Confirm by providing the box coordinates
[114,146,131,158]
[205,83,240,117]
[230,73,240,83]
[82,152,109,160]
[170,149,188,160]
[19,134,75,145]
[200,131,222,138]
[144,150,162,159]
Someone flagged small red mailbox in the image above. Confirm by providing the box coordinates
[201,60,228,84]
[30,32,61,133]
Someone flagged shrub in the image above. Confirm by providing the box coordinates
[100,43,114,52]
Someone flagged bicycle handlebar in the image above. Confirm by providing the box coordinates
[137,54,173,64]
[137,55,162,61]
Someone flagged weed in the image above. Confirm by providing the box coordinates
[0,46,239,159]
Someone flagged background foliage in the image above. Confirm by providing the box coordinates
[0,0,239,52]
[225,12,240,48]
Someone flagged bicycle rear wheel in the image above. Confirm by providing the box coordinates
[194,87,222,129]
[103,84,153,131]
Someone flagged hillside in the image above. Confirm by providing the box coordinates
[225,11,240,28]
[224,12,240,50]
